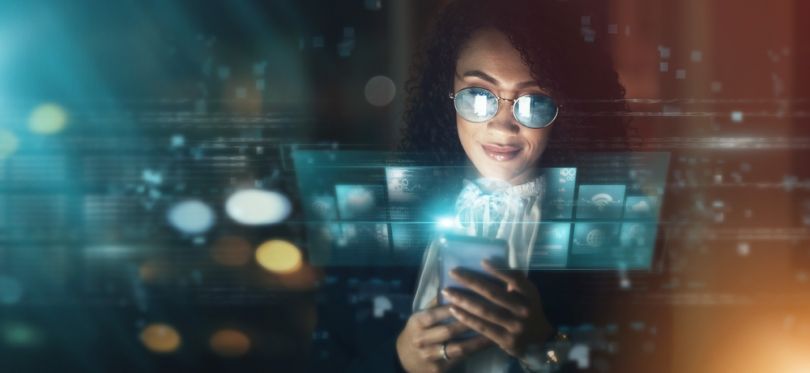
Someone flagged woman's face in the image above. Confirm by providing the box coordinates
[454,28,552,185]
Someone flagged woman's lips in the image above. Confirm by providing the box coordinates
[481,143,521,162]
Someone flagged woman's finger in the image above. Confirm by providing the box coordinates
[444,335,493,360]
[412,305,454,329]
[447,270,529,317]
[414,321,471,348]
[449,305,510,348]
[481,260,533,294]
[442,288,523,332]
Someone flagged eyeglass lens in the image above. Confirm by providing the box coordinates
[452,87,558,128]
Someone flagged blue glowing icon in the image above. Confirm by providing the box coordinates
[623,196,660,220]
[569,223,621,267]
[575,185,626,219]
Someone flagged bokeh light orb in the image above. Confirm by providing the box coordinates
[140,323,182,354]
[225,189,291,225]
[28,103,68,135]
[373,295,392,318]
[1,322,42,347]
[210,236,252,267]
[276,262,321,291]
[209,328,251,358]
[0,129,19,160]
[138,260,168,284]
[255,240,302,274]
[0,276,23,305]
[364,75,396,106]
[167,199,216,234]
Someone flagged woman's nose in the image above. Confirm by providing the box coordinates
[487,101,520,134]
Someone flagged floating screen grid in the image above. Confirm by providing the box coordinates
[292,151,462,266]
[292,151,670,269]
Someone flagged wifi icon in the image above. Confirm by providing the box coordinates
[590,193,614,210]
[576,184,627,219]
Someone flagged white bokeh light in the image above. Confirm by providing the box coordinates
[167,199,216,234]
[373,295,392,318]
[225,189,291,225]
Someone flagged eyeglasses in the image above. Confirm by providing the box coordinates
[449,87,560,128]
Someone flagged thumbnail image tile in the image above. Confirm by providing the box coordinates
[569,223,621,268]
[617,223,657,268]
[623,196,661,220]
[335,184,386,220]
[529,223,571,269]
[541,167,577,219]
[575,184,626,220]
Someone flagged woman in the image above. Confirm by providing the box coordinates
[396,0,628,372]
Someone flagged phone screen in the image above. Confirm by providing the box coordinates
[437,234,509,306]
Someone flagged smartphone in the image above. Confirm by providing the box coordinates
[436,233,508,340]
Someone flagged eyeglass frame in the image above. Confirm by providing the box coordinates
[448,87,562,128]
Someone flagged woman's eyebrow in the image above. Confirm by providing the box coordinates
[457,70,538,89]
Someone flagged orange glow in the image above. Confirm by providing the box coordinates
[276,261,321,291]
[693,316,810,373]
[209,328,251,358]
[140,323,181,354]
[210,236,252,267]
[138,260,168,284]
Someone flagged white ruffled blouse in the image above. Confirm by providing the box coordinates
[411,175,549,372]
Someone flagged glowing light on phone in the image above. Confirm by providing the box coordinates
[436,216,457,230]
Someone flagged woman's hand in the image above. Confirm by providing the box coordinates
[441,260,553,359]
[396,297,493,373]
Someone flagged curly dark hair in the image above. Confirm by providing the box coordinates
[400,0,630,166]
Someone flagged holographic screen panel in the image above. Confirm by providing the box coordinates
[293,150,670,270]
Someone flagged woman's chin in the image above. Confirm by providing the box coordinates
[479,167,540,185]
[479,171,521,184]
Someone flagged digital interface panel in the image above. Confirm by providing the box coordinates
[293,150,670,269]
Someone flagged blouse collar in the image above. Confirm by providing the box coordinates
[463,175,545,198]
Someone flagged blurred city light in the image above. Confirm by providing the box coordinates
[28,103,68,135]
[209,328,251,358]
[255,239,302,274]
[167,199,216,235]
[225,189,291,225]
[140,323,181,354]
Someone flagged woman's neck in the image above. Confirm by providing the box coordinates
[467,167,539,186]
